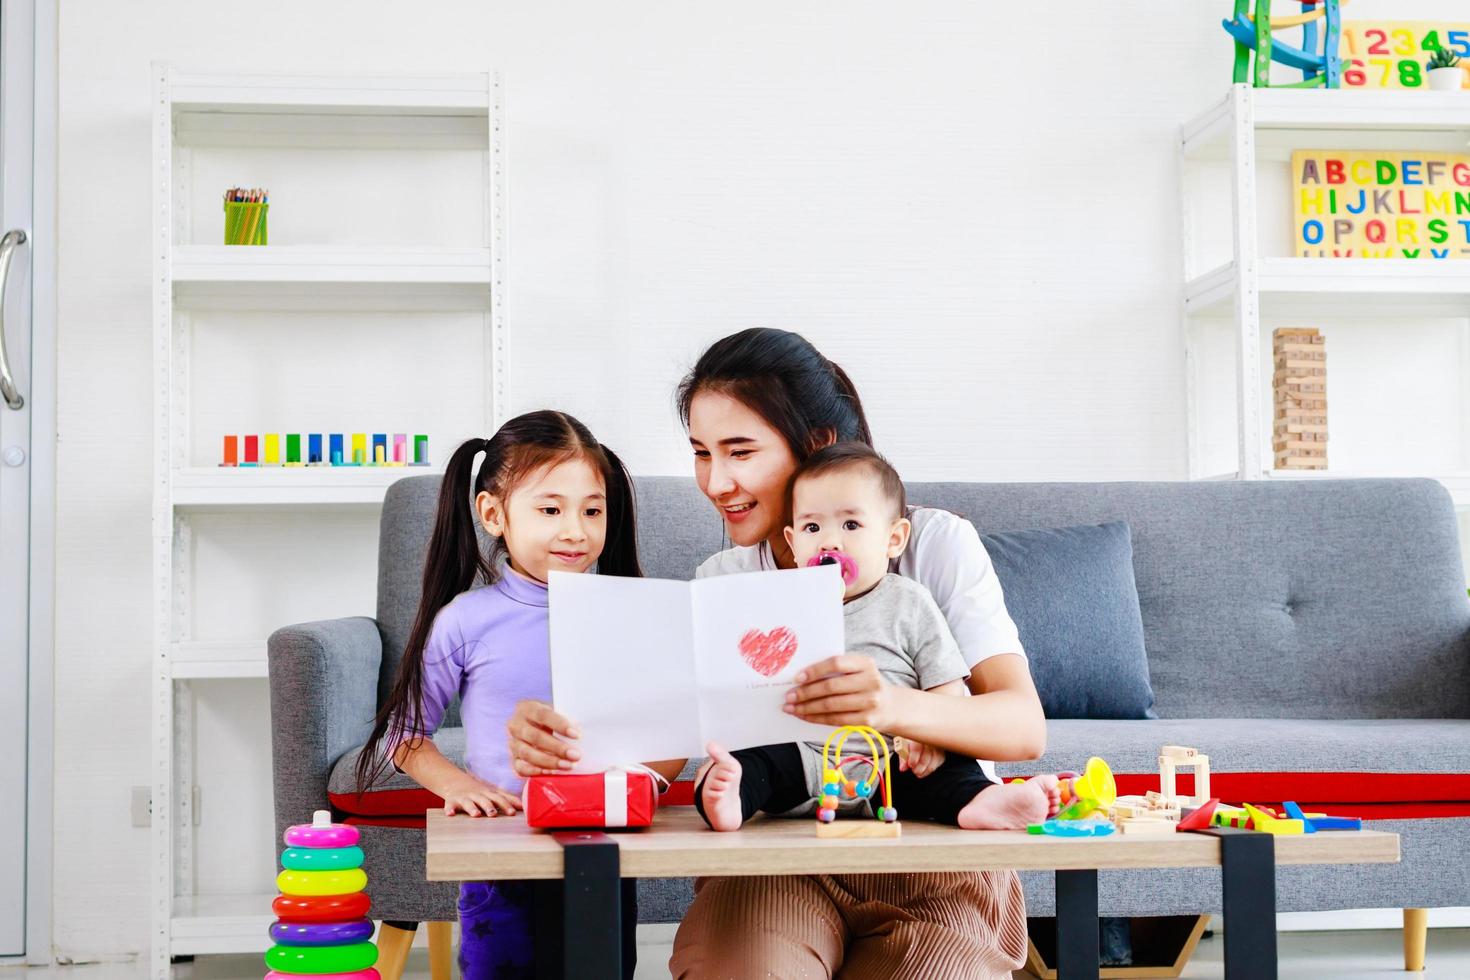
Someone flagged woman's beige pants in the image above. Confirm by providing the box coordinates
[668,870,1028,980]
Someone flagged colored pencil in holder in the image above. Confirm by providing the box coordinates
[223,187,269,245]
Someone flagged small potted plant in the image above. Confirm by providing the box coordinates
[1426,48,1464,91]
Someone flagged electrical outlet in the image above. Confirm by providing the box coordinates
[131,786,151,827]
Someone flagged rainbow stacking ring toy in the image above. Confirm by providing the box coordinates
[267,809,379,980]
[806,549,859,586]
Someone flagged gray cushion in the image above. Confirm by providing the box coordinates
[1003,717,1470,777]
[981,522,1153,719]
[909,478,1470,720]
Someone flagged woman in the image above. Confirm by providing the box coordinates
[508,329,1046,978]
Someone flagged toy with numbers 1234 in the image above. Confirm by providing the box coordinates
[220,432,429,468]
[815,726,901,838]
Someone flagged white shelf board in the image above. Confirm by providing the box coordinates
[1183,86,1470,157]
[170,892,274,956]
[172,466,436,508]
[172,246,491,310]
[1185,258,1470,317]
[170,641,265,679]
[169,71,489,116]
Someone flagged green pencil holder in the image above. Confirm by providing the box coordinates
[224,201,269,246]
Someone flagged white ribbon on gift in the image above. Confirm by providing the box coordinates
[603,764,670,827]
[604,769,628,827]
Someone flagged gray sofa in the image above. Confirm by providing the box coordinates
[268,474,1470,927]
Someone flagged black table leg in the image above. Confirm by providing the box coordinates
[1055,869,1100,980]
[534,831,622,980]
[1200,828,1277,980]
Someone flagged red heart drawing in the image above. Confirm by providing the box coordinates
[738,627,799,678]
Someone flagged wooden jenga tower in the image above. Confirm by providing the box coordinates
[1273,328,1327,470]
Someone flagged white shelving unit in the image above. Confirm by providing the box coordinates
[150,68,505,977]
[1180,85,1470,509]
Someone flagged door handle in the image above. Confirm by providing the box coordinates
[0,228,28,410]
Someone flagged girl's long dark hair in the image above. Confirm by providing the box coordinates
[355,410,641,792]
[676,328,872,460]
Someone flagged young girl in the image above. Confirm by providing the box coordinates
[355,409,645,980]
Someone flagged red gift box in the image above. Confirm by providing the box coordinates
[523,770,659,829]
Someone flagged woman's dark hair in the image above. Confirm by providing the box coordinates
[355,410,641,792]
[676,328,872,460]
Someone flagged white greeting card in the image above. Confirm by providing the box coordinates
[548,565,844,771]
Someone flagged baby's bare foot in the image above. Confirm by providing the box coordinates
[700,742,745,832]
[957,775,1060,830]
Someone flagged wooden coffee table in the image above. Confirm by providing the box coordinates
[426,808,1398,980]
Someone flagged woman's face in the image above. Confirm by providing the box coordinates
[688,390,800,549]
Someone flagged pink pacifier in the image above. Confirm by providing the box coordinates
[807,550,859,586]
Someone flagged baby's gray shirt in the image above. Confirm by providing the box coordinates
[785,573,972,814]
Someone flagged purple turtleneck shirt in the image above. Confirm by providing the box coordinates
[403,566,551,794]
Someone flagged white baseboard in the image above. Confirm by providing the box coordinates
[1276,907,1470,932]
[637,923,680,947]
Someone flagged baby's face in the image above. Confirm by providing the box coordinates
[785,468,909,599]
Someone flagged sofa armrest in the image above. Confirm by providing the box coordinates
[267,616,383,842]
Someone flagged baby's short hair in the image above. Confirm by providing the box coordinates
[790,442,906,521]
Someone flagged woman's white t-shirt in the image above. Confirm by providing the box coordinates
[695,506,1026,784]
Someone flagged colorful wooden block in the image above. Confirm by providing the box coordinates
[330,434,344,466]
[308,434,323,464]
[286,434,302,466]
[393,433,406,466]
[1176,799,1220,832]
[243,435,260,466]
[351,434,366,466]
[263,434,281,465]
[414,434,429,465]
[372,434,387,465]
[222,435,238,467]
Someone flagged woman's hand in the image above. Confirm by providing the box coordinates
[894,736,945,778]
[506,700,582,777]
[784,655,903,730]
[442,775,522,818]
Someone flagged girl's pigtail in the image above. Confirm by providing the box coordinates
[596,443,643,579]
[355,436,494,792]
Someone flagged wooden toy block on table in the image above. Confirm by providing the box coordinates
[1272,328,1327,471]
[1158,746,1211,808]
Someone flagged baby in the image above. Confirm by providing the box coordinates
[697,442,1059,831]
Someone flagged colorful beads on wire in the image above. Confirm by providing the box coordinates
[816,726,899,830]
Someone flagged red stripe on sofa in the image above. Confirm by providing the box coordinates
[1109,771,1470,804]
[333,773,1470,827]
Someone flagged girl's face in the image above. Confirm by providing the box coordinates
[688,390,800,552]
[477,455,608,584]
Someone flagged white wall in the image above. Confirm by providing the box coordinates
[53,0,1462,961]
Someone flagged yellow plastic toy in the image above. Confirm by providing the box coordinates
[1056,756,1118,821]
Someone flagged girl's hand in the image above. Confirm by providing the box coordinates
[783,655,900,730]
[895,737,945,778]
[442,776,522,818]
[507,700,582,777]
